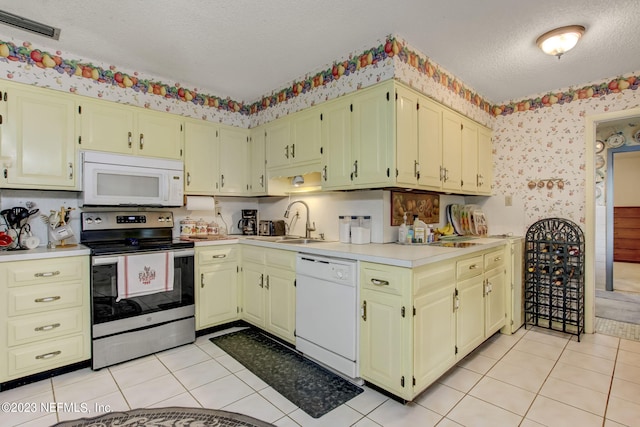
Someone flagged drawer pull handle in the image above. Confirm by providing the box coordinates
[469,264,479,270]
[34,271,61,278]
[371,278,389,286]
[494,256,502,262]
[362,300,367,321]
[212,254,227,259]
[35,323,61,332]
[35,296,61,303]
[35,350,61,360]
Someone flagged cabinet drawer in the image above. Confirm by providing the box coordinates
[6,257,85,287]
[8,282,84,316]
[7,308,85,347]
[242,246,266,264]
[361,263,409,296]
[456,255,483,281]
[484,248,506,272]
[7,334,87,379]
[414,260,455,297]
[265,249,295,271]
[198,246,237,265]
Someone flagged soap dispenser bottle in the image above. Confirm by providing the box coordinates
[398,212,408,243]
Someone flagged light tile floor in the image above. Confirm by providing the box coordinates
[2,325,640,427]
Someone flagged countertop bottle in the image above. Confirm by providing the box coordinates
[398,212,408,243]
[413,215,427,243]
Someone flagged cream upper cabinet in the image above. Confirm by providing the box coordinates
[218,126,249,195]
[320,97,352,188]
[136,110,183,159]
[289,108,321,166]
[396,87,443,190]
[78,99,135,154]
[441,109,463,193]
[461,118,493,195]
[248,125,267,196]
[477,127,493,195]
[184,119,220,195]
[0,82,78,190]
[351,83,394,188]
[461,118,479,193]
[265,118,291,170]
[78,99,183,160]
[320,81,394,190]
[195,246,239,330]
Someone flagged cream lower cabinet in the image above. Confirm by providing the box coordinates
[0,256,90,383]
[484,247,507,337]
[241,246,296,343]
[195,246,239,330]
[360,245,508,401]
[0,82,78,190]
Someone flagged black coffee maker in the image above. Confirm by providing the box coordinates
[237,209,257,235]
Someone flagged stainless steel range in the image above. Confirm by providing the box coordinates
[81,211,195,370]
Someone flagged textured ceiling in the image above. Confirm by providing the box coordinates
[0,0,638,105]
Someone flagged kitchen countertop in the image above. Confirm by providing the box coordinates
[194,236,510,268]
[0,244,91,262]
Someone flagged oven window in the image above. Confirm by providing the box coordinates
[91,254,194,324]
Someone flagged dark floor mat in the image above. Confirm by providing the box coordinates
[210,328,363,418]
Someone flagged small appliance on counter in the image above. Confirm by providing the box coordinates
[259,219,286,236]
[237,209,258,235]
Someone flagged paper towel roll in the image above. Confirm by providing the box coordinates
[185,196,216,211]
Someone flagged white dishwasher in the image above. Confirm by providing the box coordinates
[296,253,359,379]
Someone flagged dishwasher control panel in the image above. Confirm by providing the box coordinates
[296,254,357,285]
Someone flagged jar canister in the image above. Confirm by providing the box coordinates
[195,218,208,237]
[180,217,196,238]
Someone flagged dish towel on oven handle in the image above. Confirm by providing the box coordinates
[116,252,174,302]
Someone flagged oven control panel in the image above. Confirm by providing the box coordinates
[82,211,174,230]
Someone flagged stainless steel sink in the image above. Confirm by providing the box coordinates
[275,238,326,244]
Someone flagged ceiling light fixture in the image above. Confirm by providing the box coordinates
[536,25,585,59]
[0,10,61,40]
[291,175,304,187]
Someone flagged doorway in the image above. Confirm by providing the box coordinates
[591,117,640,338]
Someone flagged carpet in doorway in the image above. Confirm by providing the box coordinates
[210,328,363,418]
[595,289,640,324]
[51,407,276,427]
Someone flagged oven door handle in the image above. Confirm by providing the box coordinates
[92,249,195,266]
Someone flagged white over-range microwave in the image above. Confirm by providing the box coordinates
[80,151,184,207]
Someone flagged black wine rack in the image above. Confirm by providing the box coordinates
[524,218,585,341]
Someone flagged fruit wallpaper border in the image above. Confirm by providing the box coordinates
[0,35,638,120]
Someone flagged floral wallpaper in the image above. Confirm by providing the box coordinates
[493,85,640,231]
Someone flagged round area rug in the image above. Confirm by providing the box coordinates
[51,406,276,427]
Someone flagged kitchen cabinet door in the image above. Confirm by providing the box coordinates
[320,97,352,189]
[441,110,462,192]
[477,127,493,195]
[197,263,238,330]
[395,86,419,186]
[264,266,296,343]
[241,261,266,328]
[184,120,220,195]
[456,275,485,360]
[461,118,479,193]
[218,126,249,194]
[79,99,135,154]
[413,261,456,391]
[135,110,183,160]
[265,118,291,170]
[290,108,321,166]
[1,84,78,189]
[485,264,507,337]
[351,83,394,188]
[360,288,406,397]
[417,96,444,189]
[249,125,267,195]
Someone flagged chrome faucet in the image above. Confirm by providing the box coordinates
[284,200,316,238]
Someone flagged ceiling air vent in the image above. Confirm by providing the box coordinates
[0,10,60,40]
